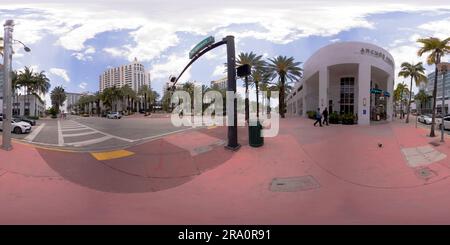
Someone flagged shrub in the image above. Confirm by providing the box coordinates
[329,112,341,124]
[306,110,317,119]
[48,107,57,118]
[341,113,356,125]
[27,116,39,120]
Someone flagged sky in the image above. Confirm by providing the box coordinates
[1,0,450,107]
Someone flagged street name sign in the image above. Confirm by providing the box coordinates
[189,36,215,59]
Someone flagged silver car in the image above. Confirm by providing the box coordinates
[107,112,122,119]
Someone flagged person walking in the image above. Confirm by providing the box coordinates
[322,108,329,126]
[314,107,322,127]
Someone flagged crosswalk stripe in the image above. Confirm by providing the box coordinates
[24,123,46,142]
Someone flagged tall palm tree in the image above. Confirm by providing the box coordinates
[100,88,114,112]
[138,84,152,112]
[16,67,35,116]
[50,86,67,113]
[398,62,427,123]
[417,37,450,137]
[120,85,135,114]
[415,90,429,115]
[0,37,3,56]
[237,52,265,122]
[266,56,303,118]
[182,82,195,112]
[260,81,277,115]
[32,71,50,116]
[94,91,101,116]
[394,83,409,119]
[250,65,271,119]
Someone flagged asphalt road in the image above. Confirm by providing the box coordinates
[8,115,194,151]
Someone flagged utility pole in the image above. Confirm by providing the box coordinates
[1,20,14,151]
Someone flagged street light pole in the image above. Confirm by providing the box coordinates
[1,20,14,151]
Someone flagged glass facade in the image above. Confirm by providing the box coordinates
[340,77,355,114]
[426,71,450,99]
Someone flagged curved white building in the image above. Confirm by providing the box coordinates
[286,41,395,125]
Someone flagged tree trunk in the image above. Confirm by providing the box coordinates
[256,82,260,119]
[245,76,249,123]
[406,76,413,123]
[280,76,286,118]
[430,57,440,137]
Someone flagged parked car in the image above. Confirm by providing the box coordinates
[0,117,32,134]
[107,112,122,119]
[13,116,36,126]
[418,114,431,124]
[439,116,450,130]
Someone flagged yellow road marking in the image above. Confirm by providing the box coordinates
[91,150,135,161]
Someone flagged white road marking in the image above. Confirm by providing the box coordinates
[62,127,89,132]
[57,120,64,146]
[73,120,134,143]
[64,136,112,147]
[24,123,46,142]
[135,127,195,142]
[63,131,98,137]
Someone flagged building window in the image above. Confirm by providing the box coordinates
[340,77,355,114]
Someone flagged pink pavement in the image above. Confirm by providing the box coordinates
[1,117,450,224]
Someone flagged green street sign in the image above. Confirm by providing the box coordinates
[189,36,215,59]
[370,88,382,94]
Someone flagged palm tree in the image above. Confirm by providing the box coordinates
[182,82,196,113]
[250,65,271,119]
[415,90,429,114]
[417,37,450,137]
[398,62,427,123]
[0,37,3,56]
[266,56,303,118]
[394,83,409,119]
[138,85,152,112]
[94,92,101,116]
[50,86,67,113]
[100,88,114,112]
[32,71,50,116]
[120,85,135,114]
[237,52,265,122]
[16,67,35,116]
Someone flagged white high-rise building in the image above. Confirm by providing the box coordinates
[99,58,151,92]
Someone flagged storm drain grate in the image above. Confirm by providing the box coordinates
[270,176,321,192]
[415,167,435,180]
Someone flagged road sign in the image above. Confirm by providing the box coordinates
[189,36,215,59]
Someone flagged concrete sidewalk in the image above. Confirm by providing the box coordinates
[1,117,450,224]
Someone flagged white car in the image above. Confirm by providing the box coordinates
[439,116,450,130]
[0,117,32,134]
[418,115,433,124]
[107,112,122,119]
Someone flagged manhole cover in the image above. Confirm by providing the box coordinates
[270,176,320,192]
[415,167,435,180]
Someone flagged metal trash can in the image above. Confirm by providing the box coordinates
[249,120,264,147]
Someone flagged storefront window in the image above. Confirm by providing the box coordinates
[340,77,355,114]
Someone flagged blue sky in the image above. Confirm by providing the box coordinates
[1,0,450,107]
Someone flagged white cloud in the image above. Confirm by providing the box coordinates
[79,82,88,90]
[49,68,70,82]
[150,52,192,87]
[4,0,449,63]
[212,65,226,78]
[419,17,450,39]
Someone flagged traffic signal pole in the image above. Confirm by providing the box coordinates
[224,36,240,150]
[169,35,240,151]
